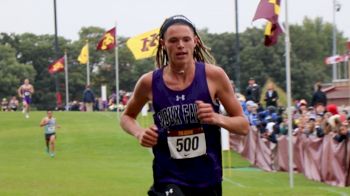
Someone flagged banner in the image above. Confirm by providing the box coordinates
[324,54,350,65]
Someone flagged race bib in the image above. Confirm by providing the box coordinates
[24,91,31,96]
[47,126,55,133]
[167,127,206,159]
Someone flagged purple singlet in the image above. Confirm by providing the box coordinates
[21,88,32,104]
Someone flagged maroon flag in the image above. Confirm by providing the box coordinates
[253,0,280,22]
[264,22,283,46]
[96,27,116,51]
[253,0,282,46]
[48,56,65,74]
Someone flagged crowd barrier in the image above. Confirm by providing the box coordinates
[230,128,350,187]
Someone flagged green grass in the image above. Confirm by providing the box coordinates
[0,112,349,196]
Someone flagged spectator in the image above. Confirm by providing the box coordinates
[94,97,104,111]
[70,100,80,111]
[278,113,289,135]
[9,96,19,111]
[108,90,117,106]
[246,101,259,126]
[121,93,130,106]
[245,77,261,104]
[333,116,349,142]
[79,102,85,111]
[298,99,308,115]
[326,104,338,115]
[264,121,278,143]
[303,115,316,136]
[1,98,9,111]
[314,114,325,137]
[311,82,327,107]
[83,85,95,112]
[264,83,278,107]
[293,115,307,135]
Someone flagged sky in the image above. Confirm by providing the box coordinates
[0,0,349,42]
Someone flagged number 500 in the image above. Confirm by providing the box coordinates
[176,136,199,152]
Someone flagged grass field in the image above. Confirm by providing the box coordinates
[1,111,349,196]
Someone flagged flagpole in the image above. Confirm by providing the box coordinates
[284,0,294,188]
[53,0,61,109]
[86,41,90,85]
[115,22,120,117]
[234,0,241,93]
[332,0,337,81]
[64,51,69,111]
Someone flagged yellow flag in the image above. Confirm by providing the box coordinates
[78,43,89,64]
[126,28,159,60]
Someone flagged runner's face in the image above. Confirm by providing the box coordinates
[24,79,29,85]
[162,24,197,64]
[47,111,52,118]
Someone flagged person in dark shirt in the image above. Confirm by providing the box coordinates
[264,83,279,107]
[83,85,95,112]
[311,83,327,107]
[245,77,261,104]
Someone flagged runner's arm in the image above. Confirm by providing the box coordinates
[120,72,158,147]
[40,118,48,127]
[198,65,249,135]
[30,85,34,94]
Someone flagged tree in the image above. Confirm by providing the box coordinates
[0,44,36,99]
[17,33,71,109]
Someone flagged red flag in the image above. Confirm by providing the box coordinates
[96,27,116,51]
[48,56,65,74]
[253,0,282,47]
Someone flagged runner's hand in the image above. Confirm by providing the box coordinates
[196,100,217,125]
[136,125,158,147]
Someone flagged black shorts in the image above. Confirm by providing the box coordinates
[148,183,222,196]
[45,133,56,141]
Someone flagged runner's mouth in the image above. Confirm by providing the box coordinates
[176,52,187,56]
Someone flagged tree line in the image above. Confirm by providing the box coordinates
[0,17,348,110]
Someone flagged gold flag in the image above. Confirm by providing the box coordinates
[78,43,89,64]
[126,28,159,60]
